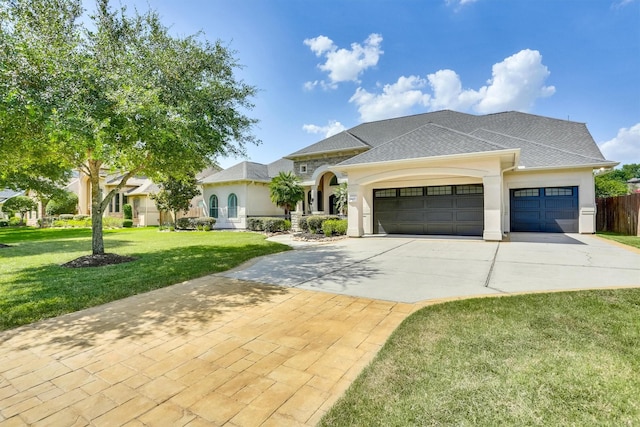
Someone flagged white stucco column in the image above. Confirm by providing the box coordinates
[483,175,503,241]
[310,186,318,213]
[347,183,364,237]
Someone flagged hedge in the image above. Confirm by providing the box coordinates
[176,217,216,231]
[305,215,341,234]
[322,219,348,236]
[247,217,291,233]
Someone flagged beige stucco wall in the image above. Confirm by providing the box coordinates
[339,155,507,240]
[202,182,282,229]
[503,167,597,234]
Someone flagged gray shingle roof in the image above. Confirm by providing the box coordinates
[201,159,293,185]
[286,110,613,169]
[339,124,508,166]
[0,189,24,203]
[286,131,370,157]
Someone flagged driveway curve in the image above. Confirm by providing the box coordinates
[224,233,640,303]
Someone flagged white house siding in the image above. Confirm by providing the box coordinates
[202,182,282,230]
[503,168,597,234]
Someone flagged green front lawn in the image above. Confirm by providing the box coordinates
[321,289,640,426]
[597,232,640,250]
[0,227,289,331]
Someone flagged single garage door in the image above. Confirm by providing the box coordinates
[373,184,484,236]
[510,186,578,232]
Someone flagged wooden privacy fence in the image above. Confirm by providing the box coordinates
[596,193,640,236]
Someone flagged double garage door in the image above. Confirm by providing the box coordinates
[373,184,484,236]
[510,186,579,233]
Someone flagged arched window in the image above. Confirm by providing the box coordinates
[228,193,238,218]
[209,195,218,218]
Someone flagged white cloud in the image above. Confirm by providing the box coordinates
[348,49,555,122]
[474,49,555,114]
[350,76,431,122]
[427,69,484,111]
[599,123,640,164]
[302,120,347,138]
[303,33,383,89]
[446,0,478,6]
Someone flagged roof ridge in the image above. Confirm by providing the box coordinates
[472,128,606,163]
[345,130,372,148]
[482,110,587,125]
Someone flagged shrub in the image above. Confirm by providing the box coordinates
[306,215,340,234]
[298,217,309,232]
[195,217,216,230]
[176,217,198,230]
[123,219,134,228]
[9,217,22,226]
[103,216,123,228]
[46,191,78,215]
[247,217,288,233]
[123,203,133,220]
[59,214,75,220]
[73,214,90,221]
[0,219,8,227]
[322,219,348,236]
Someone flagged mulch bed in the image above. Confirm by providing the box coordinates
[62,253,137,268]
[292,232,348,242]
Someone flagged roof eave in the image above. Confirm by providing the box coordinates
[334,149,521,171]
[511,161,620,172]
[284,147,369,161]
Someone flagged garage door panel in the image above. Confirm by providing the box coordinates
[426,211,454,221]
[397,211,425,221]
[374,185,484,236]
[456,210,483,221]
[456,198,483,208]
[398,199,424,209]
[510,186,578,233]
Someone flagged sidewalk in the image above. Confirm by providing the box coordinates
[0,275,417,426]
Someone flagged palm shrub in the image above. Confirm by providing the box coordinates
[269,171,304,219]
[333,182,348,215]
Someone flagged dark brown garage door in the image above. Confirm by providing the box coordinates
[373,184,484,236]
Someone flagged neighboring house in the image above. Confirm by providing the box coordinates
[75,166,219,226]
[628,178,640,193]
[283,110,617,240]
[200,159,293,229]
[0,189,25,219]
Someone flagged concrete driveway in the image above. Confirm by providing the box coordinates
[223,233,640,303]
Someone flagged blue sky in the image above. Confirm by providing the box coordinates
[110,0,640,168]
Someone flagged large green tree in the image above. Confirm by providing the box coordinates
[594,163,640,198]
[1,0,258,255]
[151,175,201,229]
[269,171,304,219]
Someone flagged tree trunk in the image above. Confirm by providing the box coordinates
[89,162,105,255]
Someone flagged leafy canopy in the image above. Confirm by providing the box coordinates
[595,163,640,197]
[1,0,258,254]
[269,171,304,215]
[151,175,201,227]
[2,195,36,220]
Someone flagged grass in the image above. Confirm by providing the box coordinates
[597,232,640,250]
[0,227,290,331]
[321,289,640,426]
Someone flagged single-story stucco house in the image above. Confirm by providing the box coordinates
[200,158,294,229]
[282,110,617,240]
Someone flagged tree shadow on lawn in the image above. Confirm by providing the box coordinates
[0,237,134,259]
[0,244,292,350]
[1,276,291,354]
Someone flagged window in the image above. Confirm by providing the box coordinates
[456,185,483,195]
[299,164,308,174]
[209,195,218,218]
[426,186,452,196]
[228,193,238,218]
[111,192,120,213]
[513,188,540,197]
[399,187,423,197]
[330,175,338,186]
[545,187,573,197]
[375,189,397,198]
